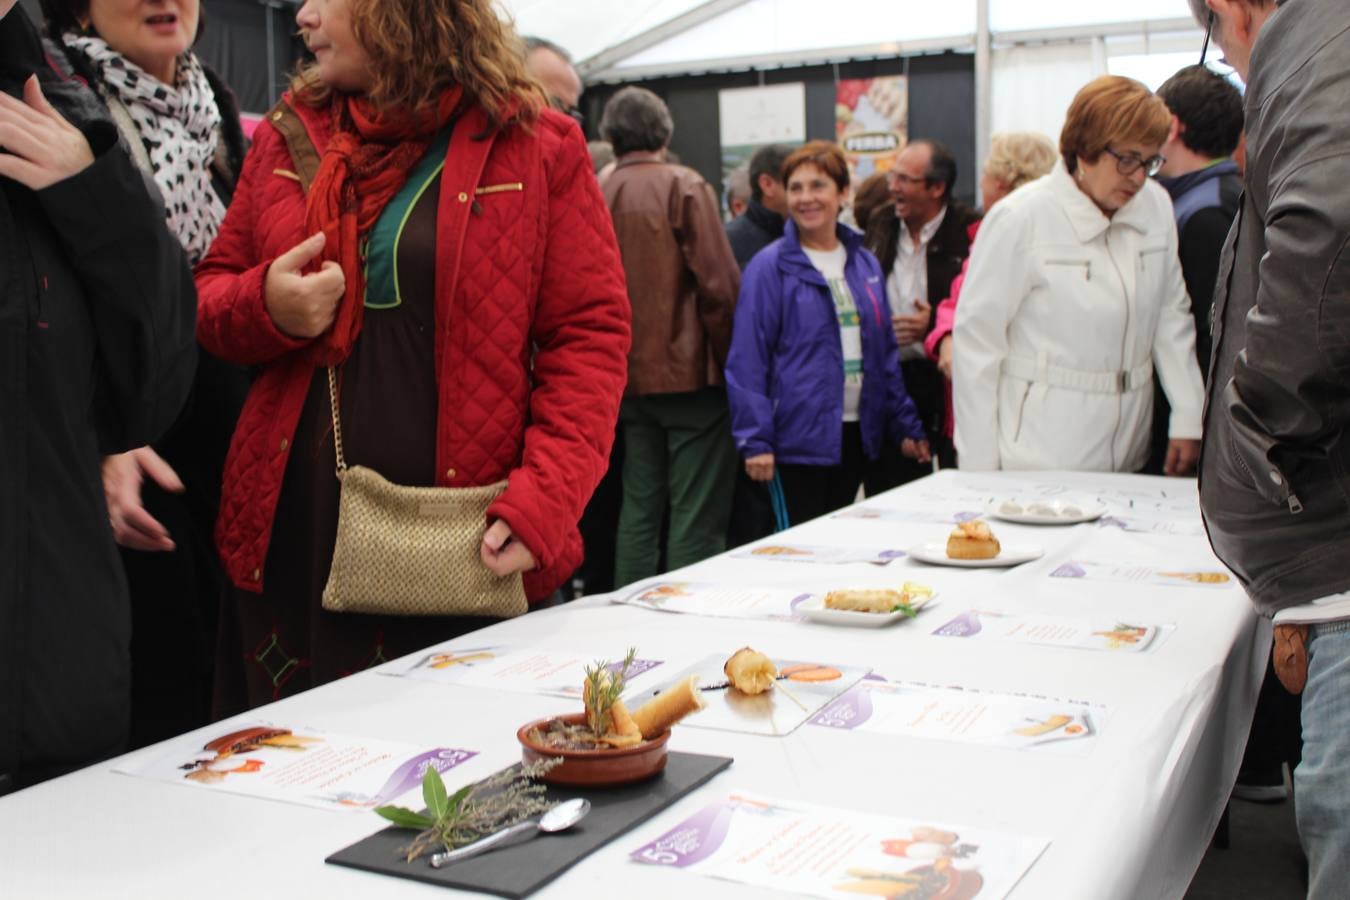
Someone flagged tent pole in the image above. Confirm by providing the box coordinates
[975,0,991,209]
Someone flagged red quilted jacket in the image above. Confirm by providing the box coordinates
[195,97,631,601]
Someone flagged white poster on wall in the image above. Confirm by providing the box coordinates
[717,83,806,186]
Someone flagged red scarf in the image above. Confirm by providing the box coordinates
[305,88,462,364]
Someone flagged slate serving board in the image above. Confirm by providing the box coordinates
[326,751,733,898]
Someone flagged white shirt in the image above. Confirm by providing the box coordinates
[1272,593,1350,625]
[803,243,863,422]
[888,204,947,361]
[952,162,1204,473]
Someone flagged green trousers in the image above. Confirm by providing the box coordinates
[613,387,738,588]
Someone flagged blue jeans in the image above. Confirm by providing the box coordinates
[1296,619,1350,899]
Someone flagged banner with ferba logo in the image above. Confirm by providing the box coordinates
[835,76,908,182]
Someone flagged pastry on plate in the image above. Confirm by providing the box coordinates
[946,520,1000,560]
[824,582,933,614]
[723,647,777,694]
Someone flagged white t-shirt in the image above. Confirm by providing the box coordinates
[803,243,863,422]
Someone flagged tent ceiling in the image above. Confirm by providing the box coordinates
[502,0,1203,82]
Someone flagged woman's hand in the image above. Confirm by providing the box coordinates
[0,76,95,190]
[1164,438,1200,477]
[936,335,954,380]
[102,447,184,552]
[744,453,775,482]
[481,519,537,577]
[263,232,345,338]
[901,438,932,464]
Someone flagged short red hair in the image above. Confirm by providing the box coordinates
[1060,76,1171,174]
[782,140,850,192]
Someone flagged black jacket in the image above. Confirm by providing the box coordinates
[0,7,196,790]
[1199,0,1350,615]
[725,198,784,271]
[1161,160,1242,369]
[863,202,979,437]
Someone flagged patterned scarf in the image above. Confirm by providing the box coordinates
[305,88,463,364]
[62,34,225,265]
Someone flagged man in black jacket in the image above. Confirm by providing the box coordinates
[724,143,792,270]
[1193,0,1350,893]
[864,139,978,477]
[0,0,196,793]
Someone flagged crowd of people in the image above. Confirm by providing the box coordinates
[1,0,1345,895]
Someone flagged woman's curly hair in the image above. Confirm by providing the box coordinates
[293,0,544,129]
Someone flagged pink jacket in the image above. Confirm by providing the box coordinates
[924,220,982,440]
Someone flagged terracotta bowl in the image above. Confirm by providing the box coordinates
[517,712,670,787]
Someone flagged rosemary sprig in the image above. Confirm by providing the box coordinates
[374,759,561,863]
[583,647,637,737]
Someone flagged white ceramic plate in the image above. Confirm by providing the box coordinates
[906,542,1044,568]
[985,498,1108,526]
[797,593,936,628]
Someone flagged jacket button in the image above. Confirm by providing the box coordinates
[446,468,457,479]
[458,192,469,203]
[251,568,262,581]
[279,438,289,451]
[1269,470,1284,486]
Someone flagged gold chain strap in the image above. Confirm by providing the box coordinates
[327,366,347,475]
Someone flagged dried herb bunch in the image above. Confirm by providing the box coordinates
[375,759,561,862]
[583,647,637,737]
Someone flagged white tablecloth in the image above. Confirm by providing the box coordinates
[0,471,1266,899]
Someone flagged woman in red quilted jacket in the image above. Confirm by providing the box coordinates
[194,0,630,713]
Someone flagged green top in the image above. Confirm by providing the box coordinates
[363,126,454,309]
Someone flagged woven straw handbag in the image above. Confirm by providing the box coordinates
[320,368,528,618]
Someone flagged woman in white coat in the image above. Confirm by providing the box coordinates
[952,76,1203,474]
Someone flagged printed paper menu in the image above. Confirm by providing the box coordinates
[1050,560,1232,588]
[832,506,980,524]
[120,719,476,811]
[390,645,666,699]
[933,609,1164,653]
[809,678,1106,755]
[632,791,1047,899]
[614,581,813,620]
[1098,515,1205,537]
[730,543,906,565]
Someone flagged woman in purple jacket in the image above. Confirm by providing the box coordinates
[727,141,930,524]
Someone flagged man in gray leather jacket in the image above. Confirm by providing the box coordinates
[1193,1,1350,894]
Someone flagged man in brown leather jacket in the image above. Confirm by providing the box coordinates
[1193,0,1350,894]
[600,87,741,587]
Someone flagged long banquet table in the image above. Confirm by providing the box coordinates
[0,470,1266,899]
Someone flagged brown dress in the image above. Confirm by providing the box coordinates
[214,134,494,715]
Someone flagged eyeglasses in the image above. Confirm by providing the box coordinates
[888,172,927,187]
[1199,9,1214,66]
[1104,146,1166,177]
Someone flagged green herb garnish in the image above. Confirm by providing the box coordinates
[583,647,637,737]
[374,759,561,862]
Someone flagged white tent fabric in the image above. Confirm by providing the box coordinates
[612,0,976,71]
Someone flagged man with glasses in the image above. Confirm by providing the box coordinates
[1191,1,1350,896]
[524,36,583,124]
[863,139,979,475]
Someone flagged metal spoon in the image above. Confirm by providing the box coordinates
[429,798,591,868]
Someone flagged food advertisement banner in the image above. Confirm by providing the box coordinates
[933,609,1165,653]
[1049,560,1233,588]
[836,76,908,182]
[389,644,668,699]
[632,791,1047,899]
[810,677,1107,755]
[120,719,477,811]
